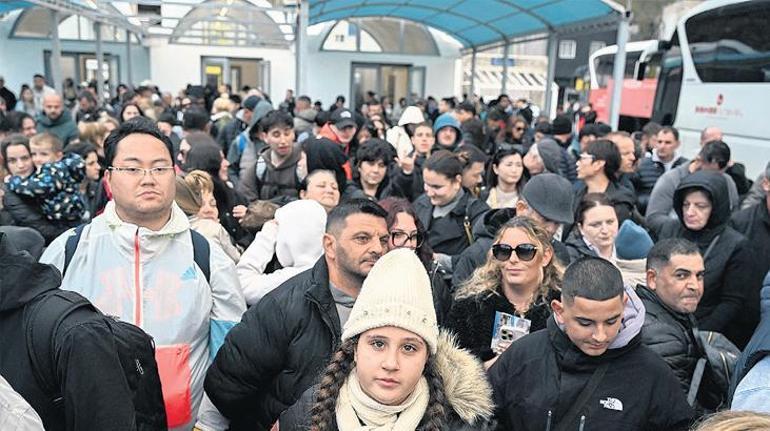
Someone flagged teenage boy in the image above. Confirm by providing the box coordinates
[489,257,693,431]
[239,110,306,202]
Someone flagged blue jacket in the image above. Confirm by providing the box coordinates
[730,271,770,405]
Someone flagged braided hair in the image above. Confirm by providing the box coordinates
[310,337,450,430]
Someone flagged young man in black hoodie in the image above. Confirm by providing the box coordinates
[489,257,693,431]
[0,232,140,430]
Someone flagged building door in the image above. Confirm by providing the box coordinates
[351,63,423,110]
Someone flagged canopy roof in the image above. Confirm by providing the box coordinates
[309,0,623,49]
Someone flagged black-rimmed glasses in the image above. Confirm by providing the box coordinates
[390,230,424,248]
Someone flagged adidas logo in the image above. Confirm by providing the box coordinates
[181,266,198,281]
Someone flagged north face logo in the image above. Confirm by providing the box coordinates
[340,111,352,118]
[599,397,623,411]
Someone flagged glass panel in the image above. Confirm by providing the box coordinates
[58,15,79,39]
[60,55,77,85]
[352,65,378,111]
[409,67,426,100]
[652,31,682,126]
[380,66,409,106]
[360,29,382,52]
[322,20,357,51]
[685,1,770,83]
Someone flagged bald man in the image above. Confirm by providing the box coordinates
[36,94,78,145]
[700,126,751,195]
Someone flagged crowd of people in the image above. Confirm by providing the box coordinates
[0,73,769,431]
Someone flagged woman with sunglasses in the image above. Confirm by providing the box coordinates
[413,150,489,275]
[379,197,453,325]
[480,148,526,209]
[445,217,563,368]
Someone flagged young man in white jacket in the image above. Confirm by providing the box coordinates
[40,118,246,431]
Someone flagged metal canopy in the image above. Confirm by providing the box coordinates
[309,0,623,50]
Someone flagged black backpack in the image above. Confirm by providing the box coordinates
[24,289,168,430]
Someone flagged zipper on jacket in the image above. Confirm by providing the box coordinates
[133,229,143,326]
[578,415,585,431]
[545,410,552,431]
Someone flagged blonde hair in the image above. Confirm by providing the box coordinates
[184,170,214,196]
[455,216,563,302]
[78,121,107,147]
[212,97,232,114]
[693,411,770,431]
[174,170,215,217]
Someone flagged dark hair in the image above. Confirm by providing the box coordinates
[356,138,392,165]
[259,110,294,133]
[9,112,33,132]
[487,108,509,123]
[659,125,679,141]
[424,150,466,180]
[315,110,330,127]
[297,95,311,104]
[378,197,433,267]
[586,139,621,179]
[335,95,346,104]
[325,198,387,235]
[64,141,98,159]
[535,121,551,135]
[562,257,624,303]
[642,121,662,138]
[578,123,598,141]
[576,193,615,225]
[440,97,456,109]
[300,169,338,192]
[310,337,448,431]
[1,134,30,170]
[0,111,11,133]
[33,73,45,80]
[184,140,222,176]
[103,117,174,168]
[78,90,97,105]
[488,148,524,189]
[646,238,701,272]
[699,140,730,169]
[182,108,209,131]
[119,103,145,122]
[455,145,487,173]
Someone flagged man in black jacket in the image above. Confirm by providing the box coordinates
[489,257,693,431]
[638,238,705,395]
[0,232,137,430]
[204,200,389,430]
[452,173,574,286]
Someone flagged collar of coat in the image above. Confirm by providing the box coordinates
[102,200,190,236]
[434,331,495,424]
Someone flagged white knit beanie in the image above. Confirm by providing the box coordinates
[341,248,439,354]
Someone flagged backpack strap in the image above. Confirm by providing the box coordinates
[553,363,609,431]
[25,290,95,407]
[190,230,211,284]
[63,224,87,276]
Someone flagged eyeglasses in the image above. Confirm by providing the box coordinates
[579,153,596,162]
[390,230,424,248]
[492,243,538,262]
[108,166,175,178]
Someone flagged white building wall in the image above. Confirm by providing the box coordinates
[148,38,295,100]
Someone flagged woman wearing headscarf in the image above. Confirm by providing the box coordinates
[655,170,754,348]
[279,249,495,430]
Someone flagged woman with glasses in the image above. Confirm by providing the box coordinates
[481,148,525,209]
[378,197,453,325]
[445,216,563,368]
[413,150,489,275]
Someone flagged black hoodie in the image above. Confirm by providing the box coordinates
[658,171,755,347]
[0,233,136,430]
[489,317,693,431]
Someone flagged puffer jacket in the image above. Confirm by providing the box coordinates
[2,189,70,244]
[656,171,755,348]
[205,257,341,431]
[413,189,489,267]
[637,285,700,394]
[39,201,246,430]
[279,331,495,431]
[632,154,689,214]
[730,271,770,404]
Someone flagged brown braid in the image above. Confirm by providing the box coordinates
[310,338,357,431]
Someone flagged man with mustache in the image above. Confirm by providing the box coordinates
[637,239,707,404]
[205,199,389,431]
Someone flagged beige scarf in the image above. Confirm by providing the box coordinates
[335,369,429,431]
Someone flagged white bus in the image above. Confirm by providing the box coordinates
[638,0,770,177]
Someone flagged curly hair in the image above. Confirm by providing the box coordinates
[310,337,449,431]
[455,216,563,303]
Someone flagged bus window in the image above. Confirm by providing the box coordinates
[594,54,614,88]
[685,1,770,83]
[652,31,682,126]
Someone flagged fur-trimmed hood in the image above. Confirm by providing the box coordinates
[434,330,495,425]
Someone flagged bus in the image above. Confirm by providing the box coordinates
[637,0,770,177]
[588,40,658,131]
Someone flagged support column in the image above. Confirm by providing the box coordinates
[126,30,133,87]
[501,41,510,96]
[544,33,558,119]
[295,1,309,96]
[94,22,105,104]
[469,48,477,98]
[50,9,63,93]
[609,10,630,131]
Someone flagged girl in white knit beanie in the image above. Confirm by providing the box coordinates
[279,248,495,431]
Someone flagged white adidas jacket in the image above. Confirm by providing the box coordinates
[40,201,246,430]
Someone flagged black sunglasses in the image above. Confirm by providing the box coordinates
[492,243,538,262]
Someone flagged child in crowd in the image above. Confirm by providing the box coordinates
[5,133,86,224]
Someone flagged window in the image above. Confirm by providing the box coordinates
[322,18,438,55]
[558,40,577,59]
[589,41,606,56]
[684,1,770,82]
[652,31,683,126]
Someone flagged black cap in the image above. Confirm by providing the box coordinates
[157,112,180,126]
[330,108,357,128]
[551,114,572,135]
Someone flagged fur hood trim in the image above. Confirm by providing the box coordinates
[434,330,495,424]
